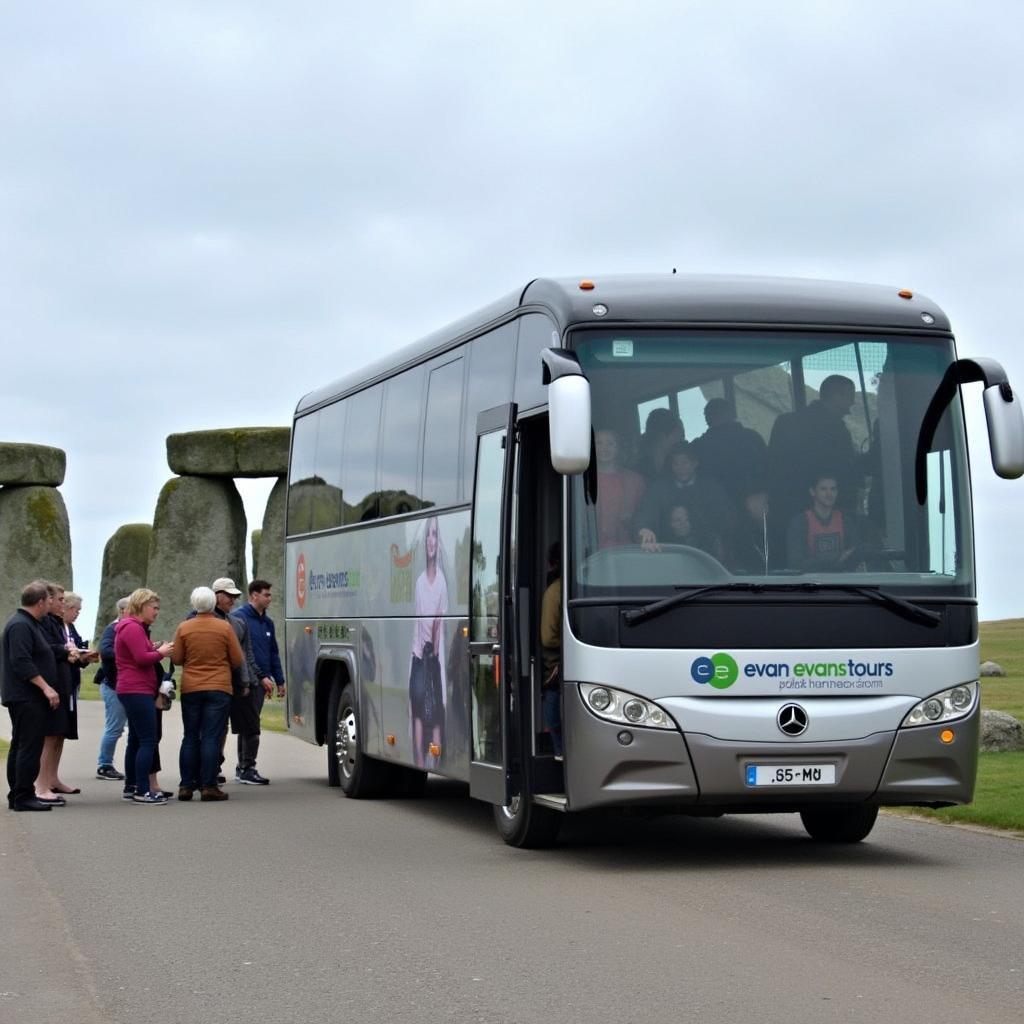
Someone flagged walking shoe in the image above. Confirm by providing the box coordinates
[200,787,229,802]
[132,791,168,805]
[159,790,175,800]
[96,765,125,781]
[237,769,270,785]
[177,787,194,801]
[216,775,226,785]
[121,787,136,801]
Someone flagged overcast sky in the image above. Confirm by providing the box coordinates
[2,1,1023,634]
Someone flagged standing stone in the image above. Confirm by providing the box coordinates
[979,660,1005,677]
[146,477,247,630]
[251,529,263,581]
[167,428,290,478]
[0,486,72,616]
[93,524,152,644]
[979,709,1024,752]
[258,477,286,592]
[0,442,66,486]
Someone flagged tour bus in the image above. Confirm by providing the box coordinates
[284,274,1023,847]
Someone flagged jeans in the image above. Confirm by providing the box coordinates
[237,685,265,771]
[97,682,127,768]
[119,693,158,796]
[180,690,232,790]
[542,688,563,757]
[6,697,49,806]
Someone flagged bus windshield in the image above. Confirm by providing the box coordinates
[570,329,973,598]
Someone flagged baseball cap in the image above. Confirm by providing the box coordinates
[211,577,242,596]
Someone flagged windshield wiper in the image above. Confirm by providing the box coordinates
[622,582,942,628]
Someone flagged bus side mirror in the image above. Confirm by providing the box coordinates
[983,380,1024,479]
[916,356,1024,503]
[542,348,592,475]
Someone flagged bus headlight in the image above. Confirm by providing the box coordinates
[901,682,978,728]
[579,683,676,730]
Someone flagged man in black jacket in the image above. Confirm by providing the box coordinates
[1,581,61,811]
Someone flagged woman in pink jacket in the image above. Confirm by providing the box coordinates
[115,589,173,805]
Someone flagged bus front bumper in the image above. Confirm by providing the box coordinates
[562,687,979,812]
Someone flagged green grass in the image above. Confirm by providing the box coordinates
[0,738,8,760]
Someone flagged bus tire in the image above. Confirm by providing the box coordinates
[327,681,390,798]
[800,804,879,843]
[493,792,561,848]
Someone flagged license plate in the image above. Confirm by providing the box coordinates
[745,764,836,786]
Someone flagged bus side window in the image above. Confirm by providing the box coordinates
[379,367,425,517]
[422,357,464,509]
[463,322,516,499]
[514,313,556,413]
[286,411,320,536]
[342,384,384,525]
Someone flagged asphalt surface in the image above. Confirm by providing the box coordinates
[1,702,1021,1024]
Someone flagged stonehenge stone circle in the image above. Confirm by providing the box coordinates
[979,709,1024,752]
[146,476,247,629]
[258,477,286,592]
[94,523,152,643]
[167,427,290,478]
[0,485,72,615]
[0,442,66,486]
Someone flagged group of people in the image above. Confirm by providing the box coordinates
[2,576,285,812]
[593,375,871,573]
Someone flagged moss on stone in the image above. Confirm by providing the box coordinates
[0,486,72,616]
[94,523,152,643]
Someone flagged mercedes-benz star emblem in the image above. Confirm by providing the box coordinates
[777,704,809,736]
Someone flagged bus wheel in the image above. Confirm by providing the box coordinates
[800,804,879,843]
[493,792,561,848]
[327,682,389,798]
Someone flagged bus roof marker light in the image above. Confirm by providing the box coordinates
[898,289,913,299]
[579,280,595,290]
[921,312,936,325]
[592,303,608,317]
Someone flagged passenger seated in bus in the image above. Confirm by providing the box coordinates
[634,441,732,554]
[690,398,769,506]
[730,489,770,574]
[595,427,646,548]
[785,473,863,572]
[539,542,563,758]
[666,504,724,561]
[636,407,684,479]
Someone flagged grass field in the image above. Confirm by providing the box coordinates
[6,622,1023,831]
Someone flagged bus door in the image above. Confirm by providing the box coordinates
[468,404,518,805]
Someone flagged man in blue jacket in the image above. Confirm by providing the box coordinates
[231,579,285,785]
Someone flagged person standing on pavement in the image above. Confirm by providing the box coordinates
[232,579,285,785]
[173,587,244,802]
[95,597,130,781]
[208,577,264,785]
[2,581,62,812]
[115,588,174,805]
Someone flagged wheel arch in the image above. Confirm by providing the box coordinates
[314,648,357,746]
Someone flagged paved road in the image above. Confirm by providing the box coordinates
[1,702,1021,1024]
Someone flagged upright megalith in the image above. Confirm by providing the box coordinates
[146,477,247,629]
[0,485,72,615]
[94,524,152,643]
[250,529,262,581]
[167,428,290,478]
[0,442,66,486]
[258,477,286,592]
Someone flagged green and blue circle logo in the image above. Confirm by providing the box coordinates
[690,652,739,689]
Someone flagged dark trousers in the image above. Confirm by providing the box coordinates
[180,690,231,790]
[120,694,159,796]
[6,698,49,806]
[231,687,263,771]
